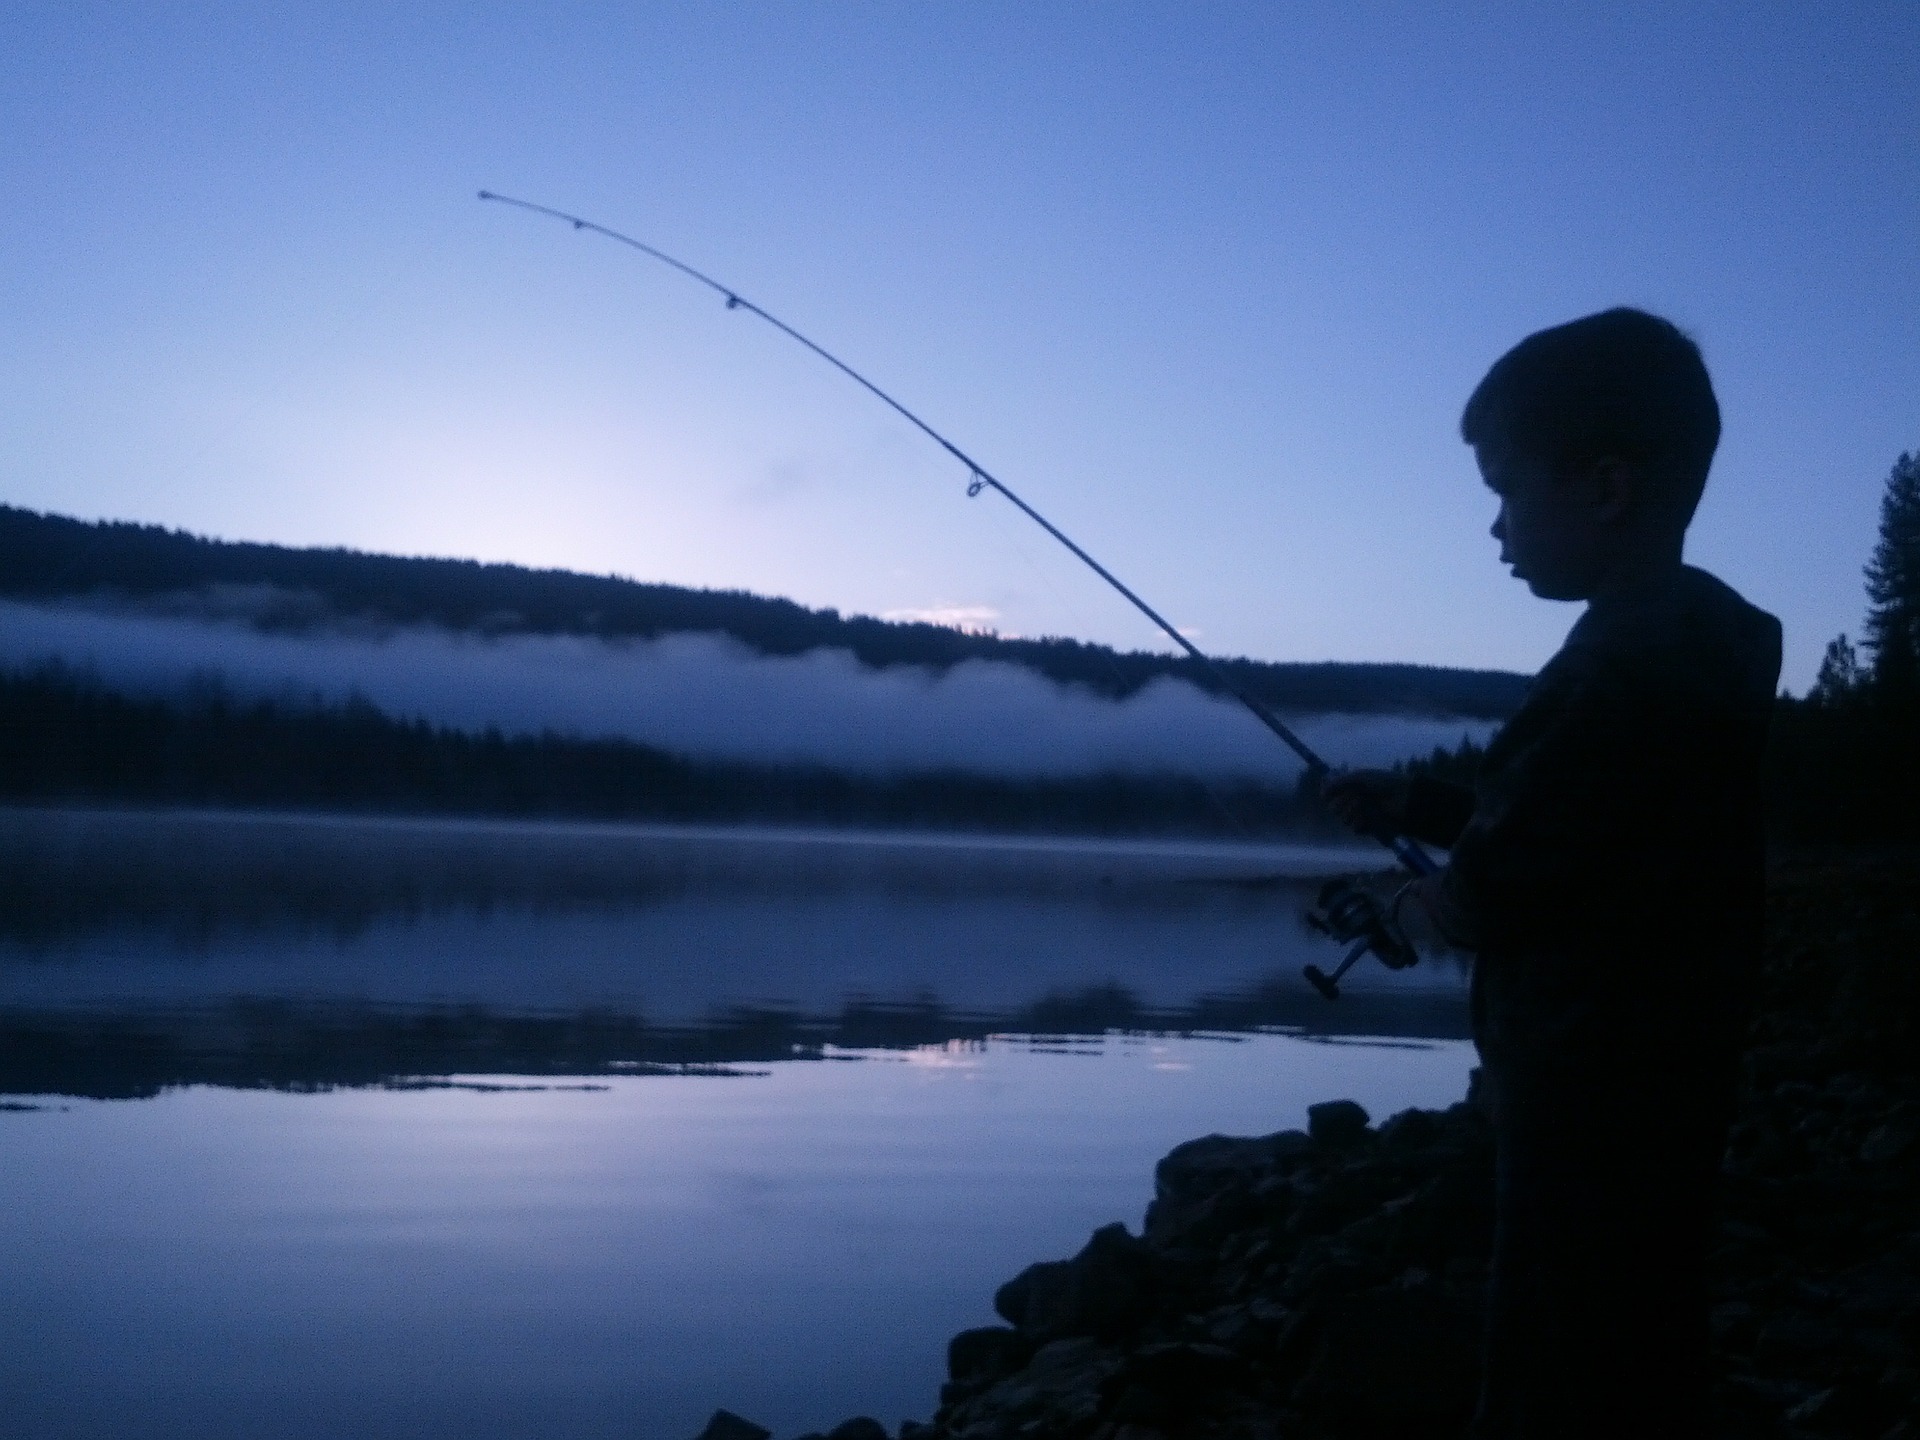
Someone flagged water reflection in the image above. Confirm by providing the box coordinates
[1,808,1466,1099]
[2,808,1478,1437]
[4,1035,1478,1440]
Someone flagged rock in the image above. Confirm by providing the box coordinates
[1860,1116,1918,1164]
[1100,1342,1241,1427]
[992,1260,1059,1329]
[1781,1390,1843,1428]
[1375,1107,1441,1151]
[811,860,1920,1440]
[1125,1339,1239,1382]
[944,1337,1119,1436]
[992,1223,1156,1343]
[1201,1304,1258,1351]
[1287,1161,1416,1241]
[1292,1288,1481,1428]
[1784,1382,1877,1431]
[1306,1099,1371,1149]
[1142,1131,1313,1250]
[1879,1362,1918,1412]
[947,1326,1031,1383]
[1274,1241,1377,1310]
[826,1419,889,1440]
[1711,1299,1760,1349]
[1153,1132,1309,1205]
[1721,1370,1819,1415]
[1024,1336,1108,1378]
[1247,1297,1291,1327]
[1756,1311,1850,1368]
[1383,1168,1496,1268]
[691,1412,771,1440]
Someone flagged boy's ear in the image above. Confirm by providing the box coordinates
[1587,456,1639,524]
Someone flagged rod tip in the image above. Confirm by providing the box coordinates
[477,189,495,200]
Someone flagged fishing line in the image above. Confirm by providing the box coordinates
[477,189,1436,880]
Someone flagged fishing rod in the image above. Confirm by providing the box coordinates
[478,190,1437,994]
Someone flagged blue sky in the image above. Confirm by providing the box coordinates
[2,3,1915,690]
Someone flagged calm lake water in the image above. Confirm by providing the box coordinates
[1,808,1474,1439]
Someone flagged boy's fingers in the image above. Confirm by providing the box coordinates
[1326,793,1386,833]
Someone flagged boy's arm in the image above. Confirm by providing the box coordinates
[1404,775,1476,850]
[1320,771,1473,849]
[1426,651,1637,953]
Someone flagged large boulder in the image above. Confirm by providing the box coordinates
[1307,1099,1372,1150]
[1145,1131,1311,1248]
[1291,1287,1481,1434]
[1153,1131,1311,1205]
[691,1412,771,1440]
[993,1223,1157,1343]
[947,1326,1031,1384]
[1098,1341,1244,1429]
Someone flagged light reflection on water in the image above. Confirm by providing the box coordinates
[0,809,1473,1438]
[5,1035,1475,1439]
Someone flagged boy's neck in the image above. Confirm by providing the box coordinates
[1588,535,1687,605]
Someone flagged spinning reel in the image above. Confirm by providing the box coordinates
[1302,877,1421,1001]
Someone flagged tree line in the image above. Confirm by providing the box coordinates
[5,451,1911,844]
[1768,452,1920,844]
[0,665,1329,837]
[0,503,1528,716]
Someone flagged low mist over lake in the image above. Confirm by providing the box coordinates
[0,596,1493,779]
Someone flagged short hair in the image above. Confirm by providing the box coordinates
[1461,308,1720,524]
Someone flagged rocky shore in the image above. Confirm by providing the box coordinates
[699,856,1919,1440]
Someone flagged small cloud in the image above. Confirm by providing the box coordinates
[880,604,1002,636]
[1177,626,1203,640]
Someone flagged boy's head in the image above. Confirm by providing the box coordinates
[1461,308,1719,601]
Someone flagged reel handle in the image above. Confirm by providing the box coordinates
[1302,878,1419,1001]
[1303,937,1371,1001]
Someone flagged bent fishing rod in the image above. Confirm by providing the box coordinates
[478,191,1436,992]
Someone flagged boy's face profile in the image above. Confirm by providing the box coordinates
[1477,444,1634,602]
[1463,309,1714,604]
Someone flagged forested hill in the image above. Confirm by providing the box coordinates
[0,504,1528,717]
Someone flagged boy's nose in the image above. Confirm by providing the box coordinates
[1490,505,1507,542]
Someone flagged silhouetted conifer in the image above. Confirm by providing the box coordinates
[1863,452,1920,702]
[1808,634,1865,707]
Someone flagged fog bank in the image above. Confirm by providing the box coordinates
[0,600,1492,779]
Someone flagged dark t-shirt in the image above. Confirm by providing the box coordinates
[1405,566,1782,1118]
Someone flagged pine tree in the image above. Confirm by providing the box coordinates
[1808,633,1863,705]
[1863,451,1920,701]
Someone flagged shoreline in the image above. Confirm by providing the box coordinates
[703,855,1920,1440]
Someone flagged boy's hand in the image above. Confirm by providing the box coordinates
[1321,768,1412,839]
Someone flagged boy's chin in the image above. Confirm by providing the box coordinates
[1514,569,1587,602]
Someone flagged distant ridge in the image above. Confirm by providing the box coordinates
[0,504,1527,718]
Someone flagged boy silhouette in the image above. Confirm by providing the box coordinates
[1326,308,1780,1438]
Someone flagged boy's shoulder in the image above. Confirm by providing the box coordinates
[1556,566,1781,709]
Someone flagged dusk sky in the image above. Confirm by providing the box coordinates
[3,3,1915,691]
